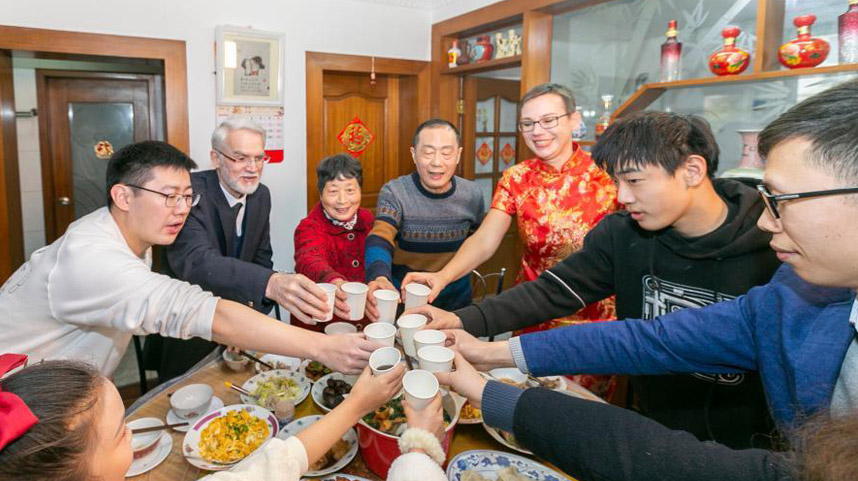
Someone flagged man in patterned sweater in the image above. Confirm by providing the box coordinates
[364,120,485,320]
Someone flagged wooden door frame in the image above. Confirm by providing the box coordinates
[305,51,430,211]
[36,71,164,242]
[0,25,188,281]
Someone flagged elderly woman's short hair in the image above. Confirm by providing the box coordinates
[211,117,267,152]
[317,154,363,193]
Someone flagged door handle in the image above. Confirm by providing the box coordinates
[57,196,71,206]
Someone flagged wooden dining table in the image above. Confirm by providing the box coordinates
[125,350,577,480]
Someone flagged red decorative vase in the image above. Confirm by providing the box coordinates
[473,35,494,63]
[660,20,682,82]
[779,14,830,69]
[708,26,750,76]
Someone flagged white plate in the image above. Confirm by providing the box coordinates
[126,432,172,477]
[447,449,567,481]
[166,396,224,432]
[300,359,335,382]
[315,475,373,481]
[482,422,532,455]
[182,404,278,471]
[311,372,354,413]
[240,369,311,408]
[254,353,302,374]
[277,415,358,477]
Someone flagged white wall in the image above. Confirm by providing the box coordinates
[2,0,431,268]
[432,0,503,23]
[12,68,46,259]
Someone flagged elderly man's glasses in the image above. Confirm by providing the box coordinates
[756,184,858,220]
[517,113,572,132]
[216,149,270,166]
[125,184,201,207]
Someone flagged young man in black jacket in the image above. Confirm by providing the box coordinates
[412,111,781,448]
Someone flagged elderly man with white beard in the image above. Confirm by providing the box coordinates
[150,118,348,380]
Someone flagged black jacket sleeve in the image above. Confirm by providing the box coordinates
[512,388,793,481]
[167,189,274,311]
[457,216,618,336]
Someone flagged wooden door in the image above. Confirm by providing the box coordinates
[463,77,524,292]
[311,71,404,211]
[37,71,164,241]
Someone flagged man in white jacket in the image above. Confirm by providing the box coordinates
[0,141,377,376]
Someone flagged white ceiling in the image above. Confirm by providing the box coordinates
[348,0,457,10]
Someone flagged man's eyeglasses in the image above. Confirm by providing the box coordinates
[216,149,270,167]
[517,113,572,132]
[756,184,858,219]
[125,184,201,208]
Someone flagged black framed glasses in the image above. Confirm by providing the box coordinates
[756,183,858,219]
[517,113,572,132]
[125,184,201,207]
[215,148,270,166]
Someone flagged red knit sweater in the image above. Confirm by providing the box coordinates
[293,203,374,284]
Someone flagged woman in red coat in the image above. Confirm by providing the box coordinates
[294,154,373,331]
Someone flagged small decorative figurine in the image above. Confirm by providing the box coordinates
[840,0,858,64]
[457,39,471,66]
[473,35,494,62]
[660,20,682,82]
[779,14,829,69]
[708,26,751,76]
[595,95,614,140]
[447,40,461,69]
[508,29,522,56]
[571,106,587,141]
[495,32,510,59]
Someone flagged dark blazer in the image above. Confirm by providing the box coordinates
[146,170,275,381]
[167,169,274,312]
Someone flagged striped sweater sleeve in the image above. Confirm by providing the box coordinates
[365,183,401,282]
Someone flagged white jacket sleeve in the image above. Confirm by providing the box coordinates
[47,228,217,340]
[386,452,447,481]
[208,437,308,481]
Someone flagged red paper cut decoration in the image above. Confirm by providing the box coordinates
[500,142,515,166]
[476,141,492,166]
[337,116,375,157]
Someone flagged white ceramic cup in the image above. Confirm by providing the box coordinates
[404,283,431,310]
[314,283,337,322]
[324,322,357,335]
[369,347,402,376]
[403,369,439,410]
[417,345,455,373]
[342,282,368,321]
[373,289,399,324]
[413,329,446,353]
[364,322,396,347]
[397,314,428,357]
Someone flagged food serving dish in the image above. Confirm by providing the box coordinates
[447,449,567,481]
[277,415,358,476]
[312,372,354,412]
[182,404,278,471]
[240,369,311,409]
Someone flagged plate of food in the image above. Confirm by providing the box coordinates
[447,449,567,481]
[182,404,277,471]
[458,400,483,424]
[313,475,373,481]
[482,423,531,455]
[241,369,311,409]
[362,396,453,436]
[278,415,358,476]
[254,353,302,373]
[301,359,334,382]
[312,372,354,412]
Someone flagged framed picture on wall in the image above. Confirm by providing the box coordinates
[216,26,284,106]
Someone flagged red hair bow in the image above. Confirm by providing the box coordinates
[0,354,38,451]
